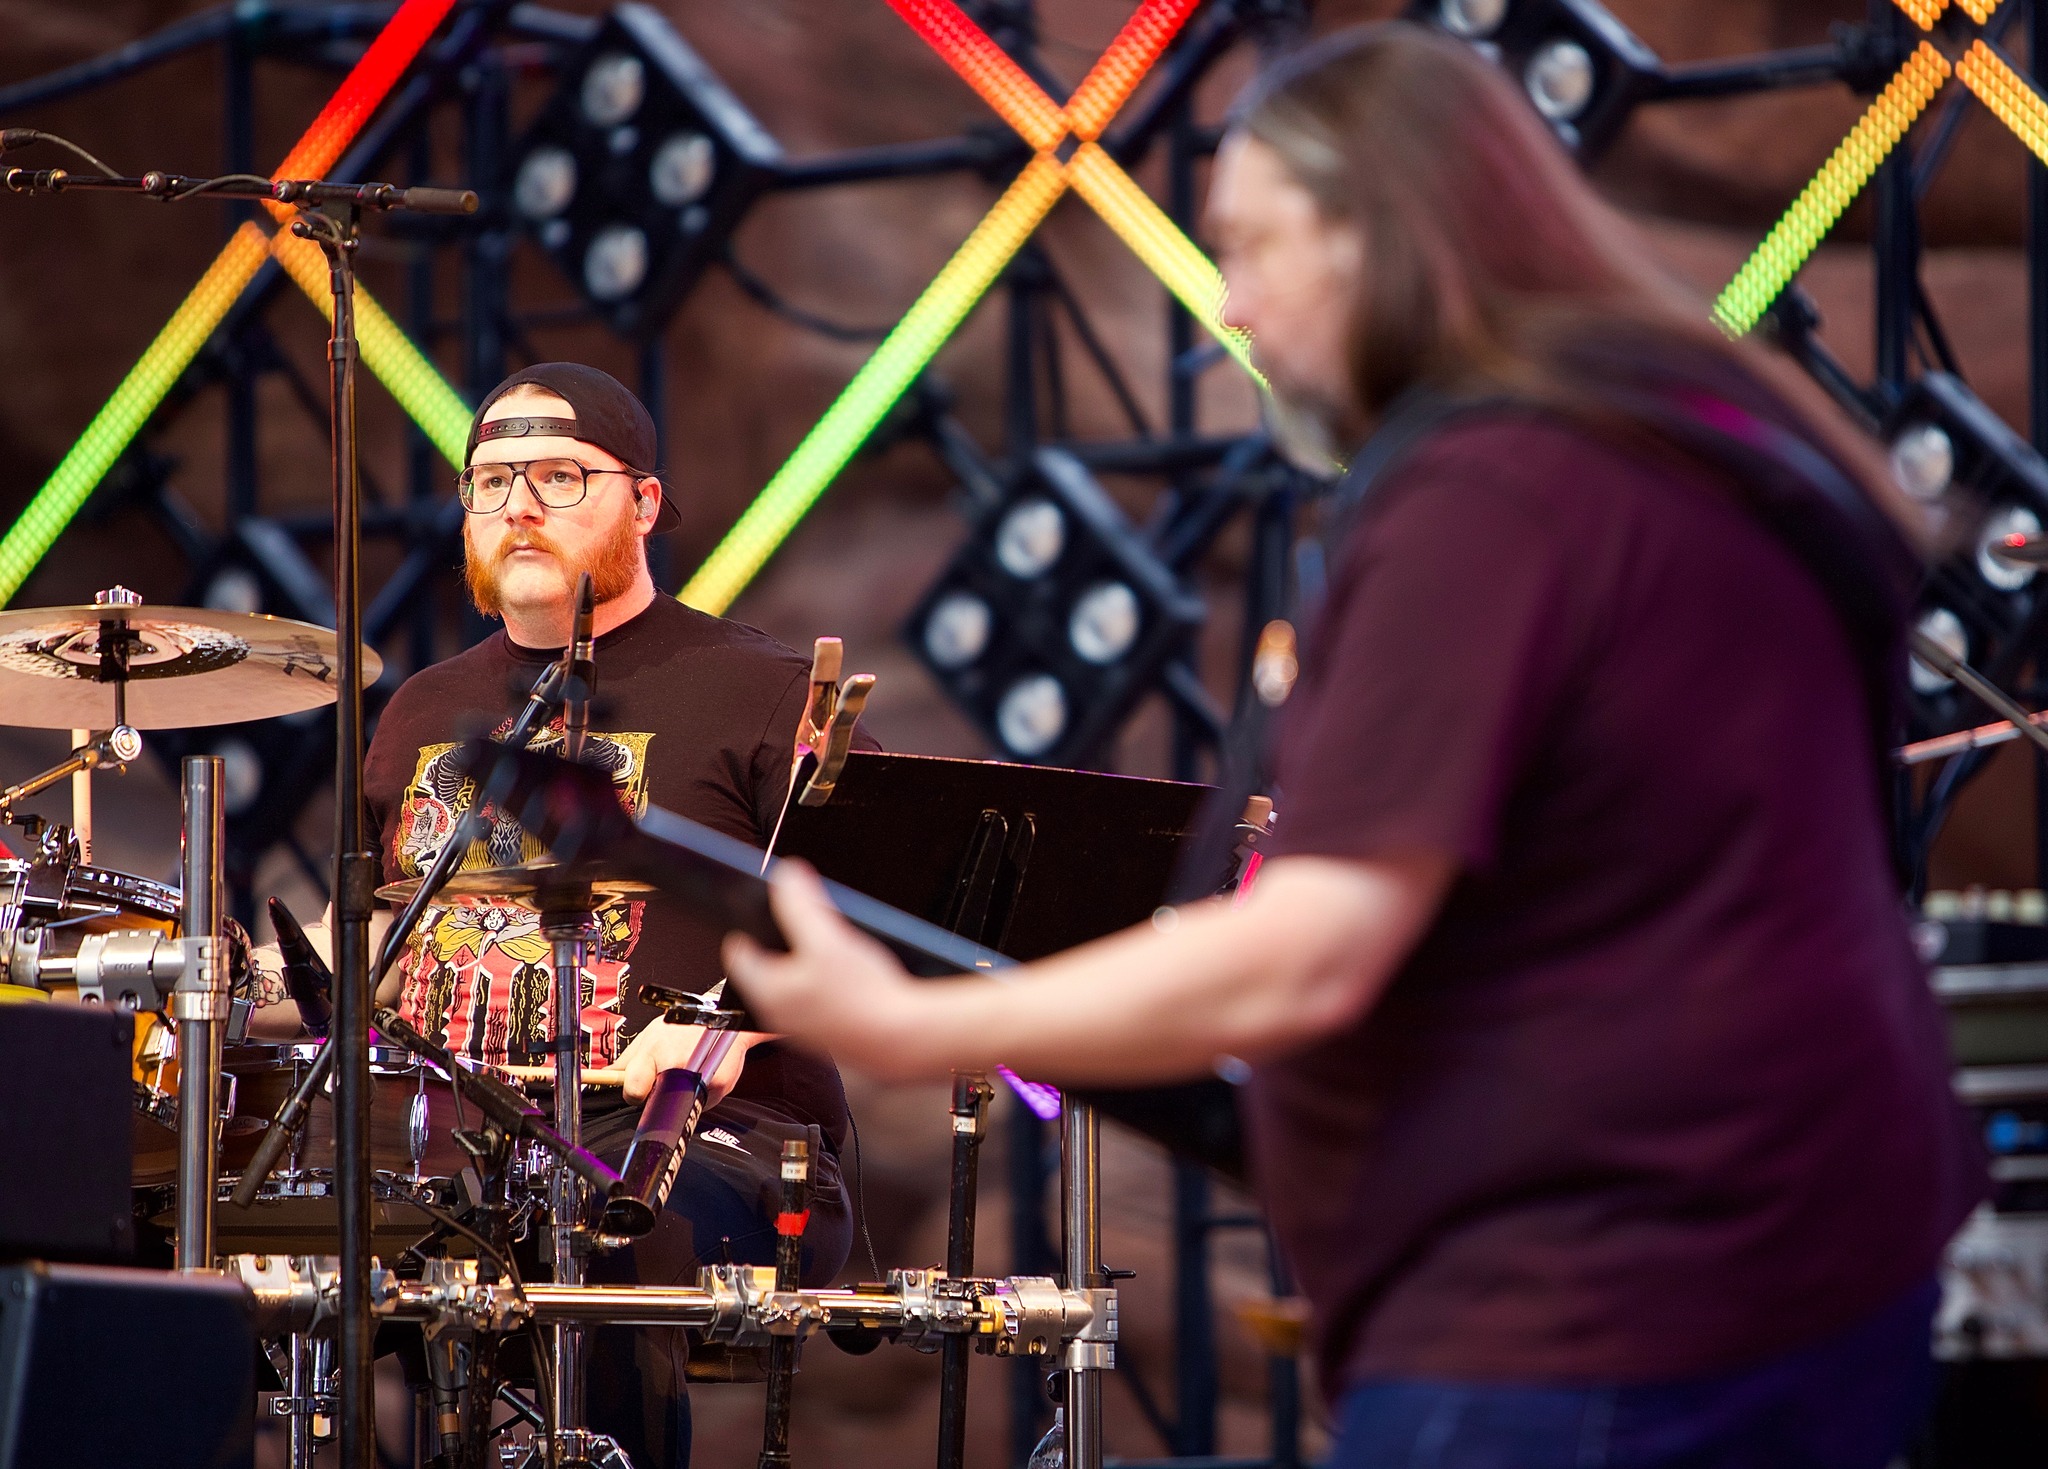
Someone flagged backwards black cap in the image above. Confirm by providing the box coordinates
[466,362,676,531]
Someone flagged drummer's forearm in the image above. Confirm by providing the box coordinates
[243,990,304,1039]
[244,905,399,1032]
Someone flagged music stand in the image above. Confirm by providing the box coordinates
[776,750,1245,1170]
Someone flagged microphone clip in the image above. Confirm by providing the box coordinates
[794,637,875,808]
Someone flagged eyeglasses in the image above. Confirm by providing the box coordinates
[457,458,642,515]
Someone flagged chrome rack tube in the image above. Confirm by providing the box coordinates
[1061,1100,1109,1469]
[172,755,227,1271]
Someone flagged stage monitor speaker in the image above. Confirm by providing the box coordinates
[0,1001,133,1261]
[0,1262,253,1469]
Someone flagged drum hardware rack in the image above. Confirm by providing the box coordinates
[233,1250,1118,1468]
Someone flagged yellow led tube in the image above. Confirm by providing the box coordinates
[1714,41,1951,335]
[680,153,1073,613]
[0,223,275,604]
[1956,39,2048,163]
[1066,143,1259,379]
[268,231,472,466]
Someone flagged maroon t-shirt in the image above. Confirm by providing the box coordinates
[1252,414,1982,1396]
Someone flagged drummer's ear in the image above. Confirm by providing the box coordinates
[631,479,661,527]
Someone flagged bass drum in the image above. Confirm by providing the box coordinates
[0,858,190,1184]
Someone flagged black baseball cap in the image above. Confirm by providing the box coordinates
[466,362,677,531]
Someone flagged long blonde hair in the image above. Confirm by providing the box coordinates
[1233,23,1926,546]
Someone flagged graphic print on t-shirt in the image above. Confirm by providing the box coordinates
[391,724,653,1067]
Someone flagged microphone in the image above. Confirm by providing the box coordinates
[374,1006,626,1202]
[562,571,595,763]
[600,1067,709,1237]
[268,896,332,1039]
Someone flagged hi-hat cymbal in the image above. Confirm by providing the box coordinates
[0,604,381,729]
[376,861,654,908]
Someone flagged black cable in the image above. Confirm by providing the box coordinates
[168,170,275,203]
[378,1178,558,1466]
[376,1179,520,1287]
[846,1105,883,1283]
[722,243,896,344]
[0,128,117,177]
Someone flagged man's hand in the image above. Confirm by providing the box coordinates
[615,1015,751,1105]
[722,862,930,1082]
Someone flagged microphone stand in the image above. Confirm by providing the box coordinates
[5,149,475,1469]
[544,573,619,1465]
[301,198,382,1469]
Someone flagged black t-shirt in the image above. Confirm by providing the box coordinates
[1254,414,1981,1394]
[363,594,849,1145]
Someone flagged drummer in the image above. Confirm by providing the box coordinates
[249,362,860,1467]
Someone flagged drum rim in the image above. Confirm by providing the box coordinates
[0,857,181,917]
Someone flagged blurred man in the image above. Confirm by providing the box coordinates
[723,26,1982,1469]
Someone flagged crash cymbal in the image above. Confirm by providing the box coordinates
[375,861,654,908]
[0,603,381,730]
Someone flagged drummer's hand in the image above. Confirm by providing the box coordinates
[617,1017,747,1107]
[723,861,924,1080]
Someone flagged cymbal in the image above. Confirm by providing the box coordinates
[0,604,382,729]
[375,861,655,908]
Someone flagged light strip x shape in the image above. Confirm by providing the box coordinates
[1717,0,2048,335]
[678,0,1259,614]
[0,0,471,606]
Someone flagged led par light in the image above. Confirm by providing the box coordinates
[905,448,1206,768]
[1404,0,1661,157]
[504,3,781,339]
[1885,373,2048,723]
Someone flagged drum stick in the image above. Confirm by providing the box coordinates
[69,728,91,862]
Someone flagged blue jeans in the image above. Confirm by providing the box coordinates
[1331,1279,1940,1469]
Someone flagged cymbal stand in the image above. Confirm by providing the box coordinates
[540,882,623,1468]
[0,725,141,825]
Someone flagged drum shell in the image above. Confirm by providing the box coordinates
[224,1043,486,1180]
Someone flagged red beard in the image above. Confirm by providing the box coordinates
[465,509,642,620]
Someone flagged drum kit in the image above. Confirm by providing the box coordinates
[0,587,1120,1469]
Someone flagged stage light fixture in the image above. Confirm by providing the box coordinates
[504,2,782,340]
[1439,0,1510,40]
[1405,0,1661,155]
[923,590,993,669]
[995,497,1066,579]
[1070,580,1141,664]
[905,447,1206,767]
[1892,421,1957,502]
[1911,605,1969,695]
[1886,373,2048,724]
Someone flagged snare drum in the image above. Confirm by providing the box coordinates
[224,1042,487,1180]
[0,857,189,1183]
